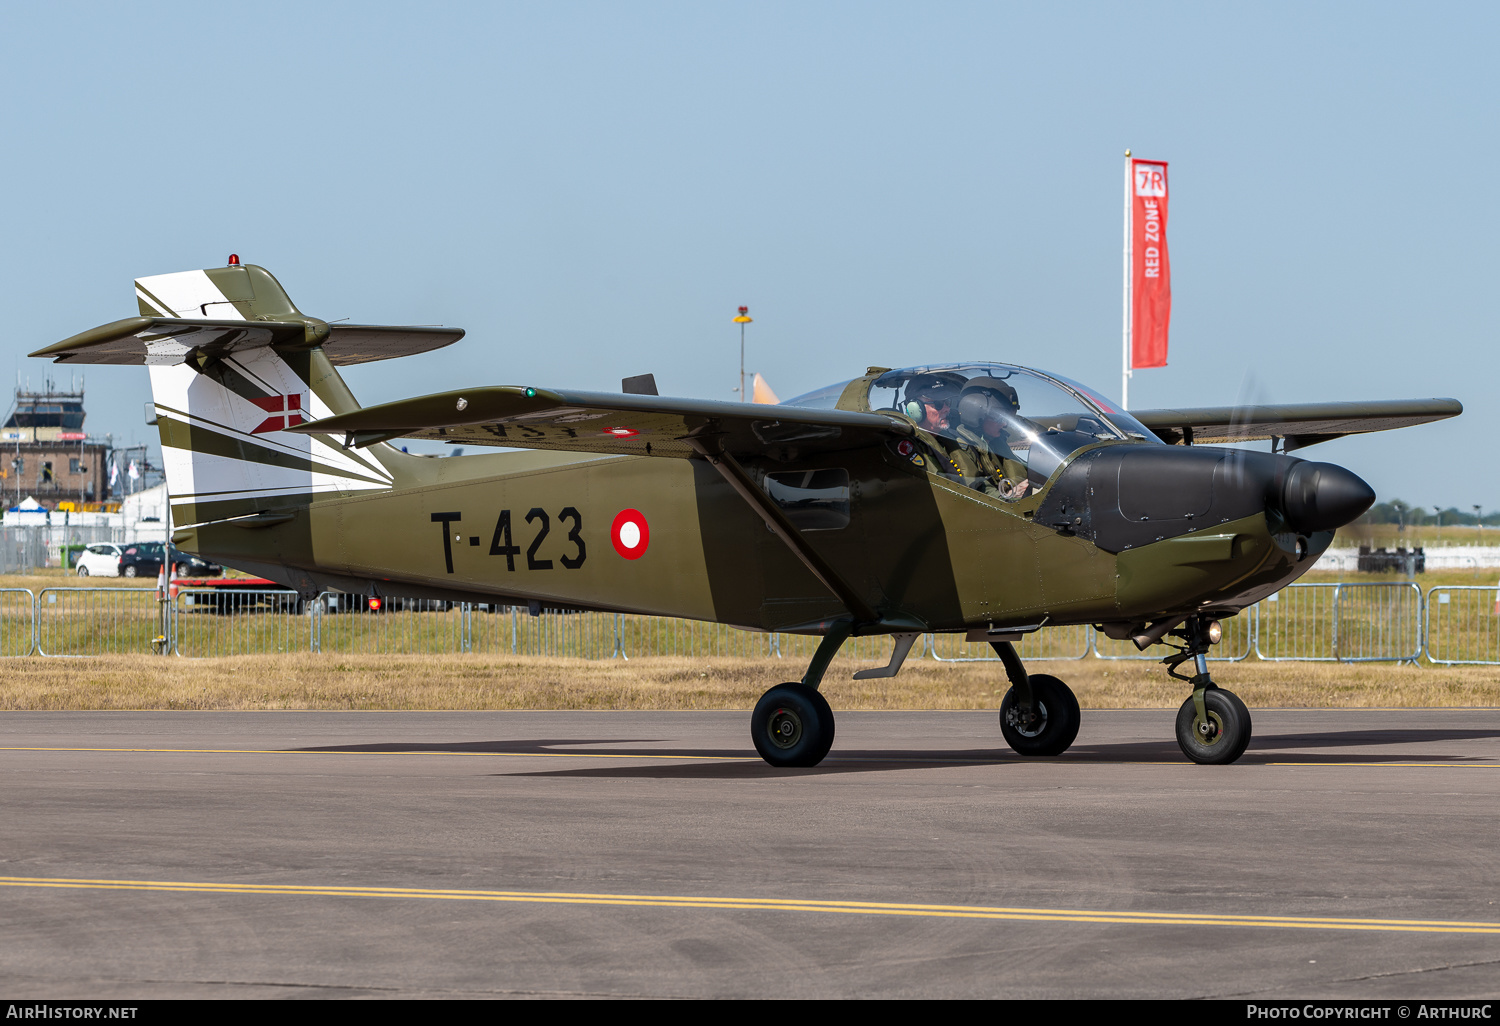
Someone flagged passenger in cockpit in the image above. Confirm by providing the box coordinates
[953,377,1031,501]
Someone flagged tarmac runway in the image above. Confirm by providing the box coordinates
[1,707,1498,999]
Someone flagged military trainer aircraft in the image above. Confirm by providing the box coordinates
[33,261,1461,766]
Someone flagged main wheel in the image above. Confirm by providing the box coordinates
[751,682,836,768]
[999,673,1081,757]
[1175,688,1253,765]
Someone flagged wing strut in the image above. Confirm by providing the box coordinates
[688,440,878,625]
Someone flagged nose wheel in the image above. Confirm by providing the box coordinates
[1163,616,1254,764]
[1174,687,1252,764]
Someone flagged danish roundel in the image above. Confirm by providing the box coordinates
[611,509,650,560]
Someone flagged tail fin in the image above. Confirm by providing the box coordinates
[139,265,391,529]
[31,263,464,531]
[134,263,303,323]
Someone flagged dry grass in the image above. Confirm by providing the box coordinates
[0,564,1495,712]
[0,652,1497,712]
[0,570,152,592]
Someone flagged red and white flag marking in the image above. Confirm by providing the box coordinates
[250,393,306,434]
[1129,159,1171,369]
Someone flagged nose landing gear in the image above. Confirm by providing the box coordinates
[1163,615,1253,764]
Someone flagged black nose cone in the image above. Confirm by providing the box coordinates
[1279,461,1375,533]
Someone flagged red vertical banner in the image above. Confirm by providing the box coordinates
[1130,159,1170,368]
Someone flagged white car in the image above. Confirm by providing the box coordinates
[75,543,124,577]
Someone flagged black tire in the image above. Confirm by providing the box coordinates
[751,682,836,768]
[998,673,1081,757]
[123,565,137,578]
[1175,688,1253,765]
[76,566,89,577]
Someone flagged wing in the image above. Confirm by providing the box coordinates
[1131,398,1462,450]
[289,386,915,459]
[29,318,463,366]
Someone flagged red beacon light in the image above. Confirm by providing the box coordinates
[368,597,383,612]
[227,254,240,266]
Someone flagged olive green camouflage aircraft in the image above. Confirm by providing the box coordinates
[32,261,1461,766]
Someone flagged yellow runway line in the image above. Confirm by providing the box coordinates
[1,875,1498,935]
[3,747,1498,768]
[1265,762,1500,768]
[0,746,754,761]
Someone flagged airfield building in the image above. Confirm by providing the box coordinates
[0,386,113,511]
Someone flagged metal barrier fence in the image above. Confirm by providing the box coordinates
[1,581,1496,664]
[1256,583,1339,661]
[0,589,36,657]
[488,608,622,659]
[37,586,164,657]
[1425,586,1500,665]
[311,594,468,655]
[173,588,308,657]
[1335,582,1423,663]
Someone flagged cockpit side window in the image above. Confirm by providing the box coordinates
[763,469,850,530]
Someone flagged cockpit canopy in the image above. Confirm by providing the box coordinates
[784,363,1160,500]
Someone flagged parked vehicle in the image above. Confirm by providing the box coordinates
[75,543,124,577]
[111,542,224,579]
[166,545,223,577]
[117,543,162,578]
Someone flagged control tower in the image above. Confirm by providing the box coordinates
[1,385,111,510]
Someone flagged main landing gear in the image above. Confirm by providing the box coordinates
[1162,615,1252,765]
[748,616,1252,768]
[991,640,1081,757]
[750,623,851,767]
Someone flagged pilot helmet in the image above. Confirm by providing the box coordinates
[957,376,1020,433]
[902,373,965,425]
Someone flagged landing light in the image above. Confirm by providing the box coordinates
[1206,620,1223,645]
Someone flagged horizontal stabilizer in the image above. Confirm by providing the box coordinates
[290,386,914,458]
[30,318,463,367]
[320,324,466,365]
[1132,398,1462,449]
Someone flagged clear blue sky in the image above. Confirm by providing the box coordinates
[1,2,1493,508]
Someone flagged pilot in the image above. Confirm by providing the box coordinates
[953,377,1031,500]
[901,374,965,436]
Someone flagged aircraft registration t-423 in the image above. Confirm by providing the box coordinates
[33,262,1461,766]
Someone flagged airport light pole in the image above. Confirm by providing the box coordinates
[1434,506,1442,542]
[1476,505,1484,544]
[733,306,752,402]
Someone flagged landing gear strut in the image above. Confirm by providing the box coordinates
[750,622,849,767]
[992,641,1080,757]
[1163,616,1252,765]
